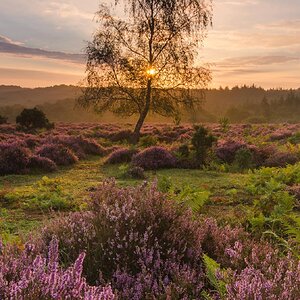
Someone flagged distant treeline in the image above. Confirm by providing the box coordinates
[0,85,300,123]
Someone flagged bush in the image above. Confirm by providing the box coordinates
[0,142,30,175]
[233,148,254,170]
[0,237,115,299]
[36,143,78,166]
[16,107,54,132]
[105,148,139,164]
[0,115,8,125]
[27,155,57,172]
[191,125,216,165]
[264,151,298,167]
[216,139,247,164]
[126,166,146,179]
[109,129,132,142]
[176,143,190,158]
[47,135,105,159]
[132,146,176,170]
[40,180,206,298]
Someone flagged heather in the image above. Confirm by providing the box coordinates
[2,180,300,299]
[36,143,79,166]
[1,122,300,298]
[132,146,177,170]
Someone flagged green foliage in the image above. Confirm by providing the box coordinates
[138,135,158,148]
[246,164,300,246]
[289,132,300,145]
[219,117,230,133]
[233,148,253,171]
[16,107,54,132]
[202,254,227,299]
[4,177,75,211]
[191,125,216,165]
[157,176,210,212]
[176,143,190,158]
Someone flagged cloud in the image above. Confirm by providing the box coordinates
[0,35,85,64]
[0,67,82,88]
[216,0,258,6]
[257,19,300,30]
[217,55,300,68]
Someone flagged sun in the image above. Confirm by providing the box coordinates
[146,67,157,77]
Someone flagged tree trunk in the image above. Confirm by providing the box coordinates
[132,79,152,144]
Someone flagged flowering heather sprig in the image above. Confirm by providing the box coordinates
[132,146,177,170]
[36,143,78,166]
[226,251,300,299]
[0,237,115,300]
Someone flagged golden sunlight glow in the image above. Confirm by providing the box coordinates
[146,67,157,77]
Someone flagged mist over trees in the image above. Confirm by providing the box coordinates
[1,85,300,124]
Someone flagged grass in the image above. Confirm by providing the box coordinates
[0,156,255,241]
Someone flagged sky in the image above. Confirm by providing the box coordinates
[0,0,300,89]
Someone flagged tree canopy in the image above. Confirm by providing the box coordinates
[79,0,213,141]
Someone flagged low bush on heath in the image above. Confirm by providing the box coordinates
[27,155,57,172]
[105,148,139,165]
[132,146,176,170]
[0,142,30,175]
[36,143,78,166]
[0,237,115,299]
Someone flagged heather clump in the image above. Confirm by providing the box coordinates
[105,148,139,164]
[41,180,206,298]
[27,155,57,172]
[36,143,78,166]
[0,237,115,299]
[215,139,247,164]
[45,135,105,159]
[264,151,299,167]
[0,142,31,175]
[132,146,176,170]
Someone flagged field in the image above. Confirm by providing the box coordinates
[1,122,300,298]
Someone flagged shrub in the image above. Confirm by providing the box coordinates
[27,155,57,172]
[16,107,54,132]
[264,151,298,167]
[105,148,139,164]
[41,180,206,298]
[176,143,190,158]
[233,148,254,170]
[109,130,132,142]
[0,237,115,299]
[126,166,146,179]
[48,135,105,159]
[36,143,78,166]
[0,142,30,175]
[0,115,8,125]
[191,125,216,165]
[216,139,247,164]
[132,146,176,170]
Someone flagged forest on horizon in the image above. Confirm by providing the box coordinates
[1,84,300,124]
